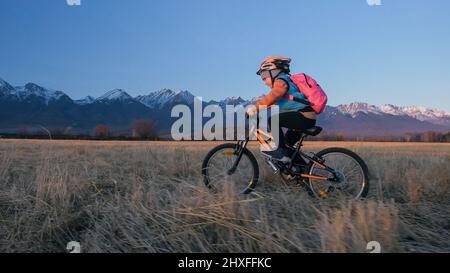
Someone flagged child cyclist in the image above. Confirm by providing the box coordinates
[247,56,317,163]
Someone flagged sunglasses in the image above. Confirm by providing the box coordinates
[259,70,272,80]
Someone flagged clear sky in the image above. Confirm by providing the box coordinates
[1,0,449,110]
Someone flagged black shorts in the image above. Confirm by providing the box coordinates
[268,111,317,148]
[270,111,316,131]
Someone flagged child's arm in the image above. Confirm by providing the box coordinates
[255,79,289,110]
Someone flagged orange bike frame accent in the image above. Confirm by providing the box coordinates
[256,128,272,139]
[312,160,327,169]
[254,128,272,151]
[300,174,329,181]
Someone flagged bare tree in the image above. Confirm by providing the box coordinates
[94,124,111,138]
[421,131,437,142]
[132,119,157,139]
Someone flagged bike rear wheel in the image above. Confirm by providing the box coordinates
[308,147,369,199]
[201,143,259,194]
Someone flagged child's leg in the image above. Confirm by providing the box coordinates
[278,111,317,165]
[278,111,316,130]
[263,111,316,162]
[268,112,308,151]
[285,130,302,148]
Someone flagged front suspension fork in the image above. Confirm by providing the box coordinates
[227,139,249,175]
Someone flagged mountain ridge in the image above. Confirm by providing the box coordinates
[1,76,449,135]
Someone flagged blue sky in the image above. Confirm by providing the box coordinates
[1,0,449,110]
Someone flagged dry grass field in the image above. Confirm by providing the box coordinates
[0,139,449,253]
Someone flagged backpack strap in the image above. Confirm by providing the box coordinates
[273,77,290,93]
[283,93,311,106]
[276,73,312,106]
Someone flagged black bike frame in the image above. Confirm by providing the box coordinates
[228,116,339,183]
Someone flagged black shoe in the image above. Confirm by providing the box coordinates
[285,147,307,165]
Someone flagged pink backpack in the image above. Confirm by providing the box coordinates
[290,73,328,114]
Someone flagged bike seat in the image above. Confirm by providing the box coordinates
[301,126,323,136]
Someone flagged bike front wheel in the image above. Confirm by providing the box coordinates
[308,147,370,200]
[201,143,259,194]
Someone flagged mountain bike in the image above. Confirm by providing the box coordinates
[201,115,369,199]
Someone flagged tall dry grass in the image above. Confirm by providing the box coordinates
[0,140,449,253]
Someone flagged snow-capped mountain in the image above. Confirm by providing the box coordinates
[1,78,69,104]
[95,89,134,103]
[13,83,68,104]
[1,76,449,135]
[219,96,248,106]
[337,102,383,116]
[0,77,16,95]
[380,104,450,126]
[250,94,265,104]
[337,102,450,127]
[136,89,195,109]
[75,96,95,105]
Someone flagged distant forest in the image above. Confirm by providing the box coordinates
[1,122,449,143]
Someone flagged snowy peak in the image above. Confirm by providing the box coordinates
[379,104,404,116]
[250,94,265,104]
[337,102,382,117]
[172,90,195,103]
[338,102,450,118]
[136,89,195,108]
[383,105,450,119]
[337,102,450,127]
[23,83,47,93]
[0,77,17,95]
[95,89,133,102]
[220,96,247,106]
[75,96,95,105]
[380,104,450,126]
[0,77,10,87]
[13,82,68,104]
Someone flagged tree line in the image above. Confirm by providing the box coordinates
[4,118,159,140]
[310,131,450,142]
[2,122,450,142]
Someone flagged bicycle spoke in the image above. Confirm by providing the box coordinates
[343,167,362,179]
[309,152,366,199]
[204,147,255,193]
